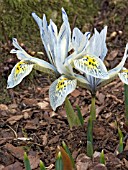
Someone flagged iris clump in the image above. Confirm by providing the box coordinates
[7,8,128,158]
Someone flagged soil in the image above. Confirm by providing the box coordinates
[0,0,128,170]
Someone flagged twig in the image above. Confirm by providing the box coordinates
[6,125,18,138]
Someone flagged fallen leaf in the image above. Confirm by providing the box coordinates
[2,162,22,170]
[56,146,73,170]
[123,158,128,168]
[5,143,24,160]
[22,98,37,106]
[76,153,91,170]
[93,163,107,170]
[28,155,40,169]
[7,115,23,125]
[107,50,118,61]
[0,165,5,170]
[37,101,49,109]
[24,121,37,130]
[71,89,81,98]
[8,104,18,109]
[0,104,8,111]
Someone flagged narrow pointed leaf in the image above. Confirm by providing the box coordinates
[74,54,109,79]
[76,105,84,126]
[40,161,46,170]
[65,97,81,128]
[100,150,105,165]
[118,127,123,140]
[55,151,64,170]
[57,146,73,170]
[62,141,75,169]
[24,152,31,170]
[118,137,123,153]
[87,141,93,158]
[87,116,93,143]
[7,60,34,88]
[49,76,77,111]
[87,116,93,157]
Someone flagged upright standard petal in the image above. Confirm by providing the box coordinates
[7,60,34,88]
[49,75,77,111]
[61,7,71,51]
[74,54,109,79]
[32,13,55,65]
[72,27,90,53]
[10,38,58,74]
[55,23,70,75]
[86,26,107,60]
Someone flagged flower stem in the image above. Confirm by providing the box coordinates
[124,84,128,125]
[90,95,96,120]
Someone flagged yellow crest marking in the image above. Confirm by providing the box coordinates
[82,55,98,69]
[56,78,68,91]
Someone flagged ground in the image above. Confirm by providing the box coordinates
[0,0,128,170]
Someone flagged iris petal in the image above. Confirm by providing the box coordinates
[74,54,109,79]
[118,67,128,85]
[7,60,34,88]
[49,75,77,111]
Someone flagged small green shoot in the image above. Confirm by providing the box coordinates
[118,137,123,153]
[118,126,123,140]
[55,151,64,170]
[87,141,93,158]
[100,150,105,165]
[76,105,84,126]
[62,141,75,169]
[40,160,46,170]
[24,152,31,170]
[65,97,81,128]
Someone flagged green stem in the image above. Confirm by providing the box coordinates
[87,116,93,157]
[124,84,128,125]
[90,95,96,120]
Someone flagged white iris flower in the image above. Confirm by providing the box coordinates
[7,8,90,111]
[65,26,128,94]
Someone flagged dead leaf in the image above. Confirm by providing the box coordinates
[8,104,18,109]
[56,146,74,170]
[37,101,49,109]
[123,158,128,168]
[0,165,5,170]
[24,121,37,130]
[71,89,81,98]
[7,115,23,125]
[5,143,24,160]
[2,162,22,170]
[0,104,8,110]
[41,133,48,146]
[76,153,91,170]
[49,135,59,144]
[93,164,107,170]
[22,98,37,106]
[28,155,40,169]
[97,93,105,104]
[107,50,118,61]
